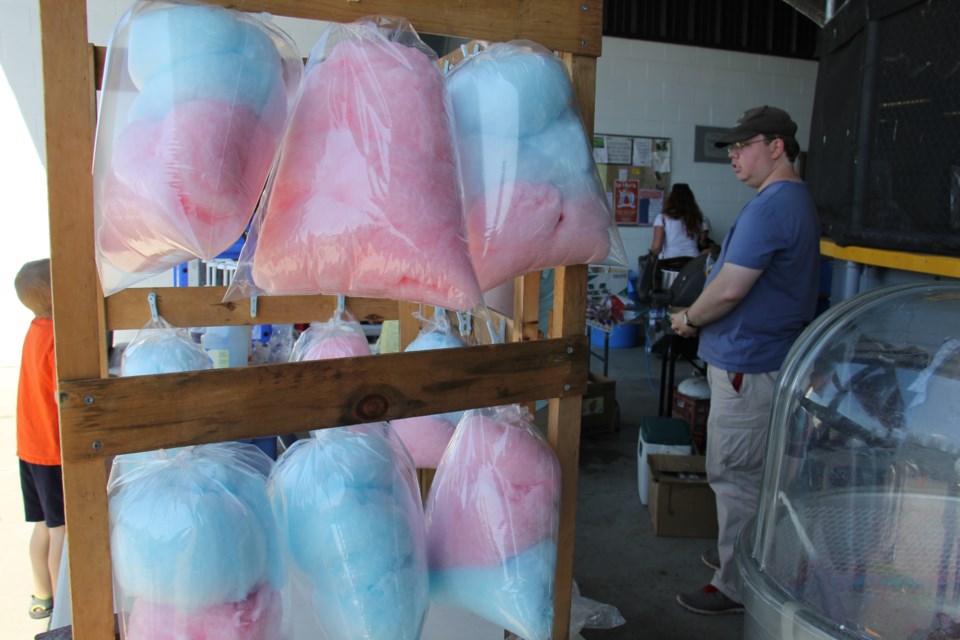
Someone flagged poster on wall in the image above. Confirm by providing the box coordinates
[614,180,640,224]
[594,134,671,226]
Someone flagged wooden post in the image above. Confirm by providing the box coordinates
[39,1,115,637]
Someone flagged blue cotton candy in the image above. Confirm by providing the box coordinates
[128,53,284,123]
[120,329,213,376]
[109,448,276,612]
[430,539,557,640]
[310,564,427,640]
[404,331,466,425]
[269,427,428,640]
[406,330,465,352]
[454,132,520,204]
[127,4,278,90]
[518,113,595,186]
[447,46,572,138]
[310,426,404,487]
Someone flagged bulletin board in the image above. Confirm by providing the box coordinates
[593,134,672,226]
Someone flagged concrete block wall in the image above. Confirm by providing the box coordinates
[596,37,819,266]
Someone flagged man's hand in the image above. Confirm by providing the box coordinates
[670,308,699,338]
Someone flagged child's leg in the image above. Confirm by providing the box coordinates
[29,522,53,600]
[48,525,65,596]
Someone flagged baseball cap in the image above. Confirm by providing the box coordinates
[714,106,798,148]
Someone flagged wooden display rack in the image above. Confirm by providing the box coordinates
[37,1,603,638]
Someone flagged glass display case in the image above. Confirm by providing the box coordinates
[737,282,960,640]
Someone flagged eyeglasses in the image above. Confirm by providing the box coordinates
[726,139,768,156]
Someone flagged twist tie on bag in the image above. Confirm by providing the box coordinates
[457,311,472,337]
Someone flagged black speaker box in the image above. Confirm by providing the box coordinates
[807,0,960,256]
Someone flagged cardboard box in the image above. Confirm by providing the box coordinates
[581,373,617,435]
[647,454,718,538]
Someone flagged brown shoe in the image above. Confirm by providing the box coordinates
[676,584,744,615]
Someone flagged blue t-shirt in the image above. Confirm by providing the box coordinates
[697,180,821,373]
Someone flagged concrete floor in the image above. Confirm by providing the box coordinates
[573,346,744,640]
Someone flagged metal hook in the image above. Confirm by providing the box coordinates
[250,294,258,319]
[147,291,159,323]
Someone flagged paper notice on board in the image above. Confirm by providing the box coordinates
[652,140,671,172]
[633,138,653,167]
[641,189,664,218]
[604,136,633,165]
[592,136,608,164]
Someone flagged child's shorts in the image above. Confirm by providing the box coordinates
[19,459,65,528]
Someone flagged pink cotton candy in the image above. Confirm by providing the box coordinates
[390,415,456,468]
[126,584,282,640]
[297,333,371,361]
[466,181,612,291]
[426,411,560,569]
[249,38,481,311]
[98,100,276,273]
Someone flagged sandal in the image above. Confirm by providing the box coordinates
[29,595,53,620]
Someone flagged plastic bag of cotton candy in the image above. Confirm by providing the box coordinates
[425,404,561,640]
[226,16,483,312]
[93,0,303,295]
[108,442,287,640]
[268,423,429,639]
[113,314,214,476]
[390,308,471,468]
[445,41,628,292]
[289,308,373,363]
[120,315,214,377]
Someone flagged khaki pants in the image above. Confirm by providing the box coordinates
[705,365,778,602]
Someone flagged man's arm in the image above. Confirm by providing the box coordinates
[670,262,762,337]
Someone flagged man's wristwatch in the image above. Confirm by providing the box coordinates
[683,311,699,329]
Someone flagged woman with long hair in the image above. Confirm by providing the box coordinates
[649,183,711,259]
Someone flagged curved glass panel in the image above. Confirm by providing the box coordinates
[742,282,960,639]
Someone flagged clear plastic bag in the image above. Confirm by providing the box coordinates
[93,0,302,295]
[390,308,469,468]
[289,308,372,362]
[445,41,628,292]
[120,315,213,377]
[108,443,286,639]
[425,404,561,640]
[227,16,483,312]
[268,423,428,639]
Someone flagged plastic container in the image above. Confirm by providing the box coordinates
[590,324,639,349]
[200,325,252,368]
[737,282,960,640]
[637,416,691,505]
[660,269,680,290]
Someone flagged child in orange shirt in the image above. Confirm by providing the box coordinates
[14,258,63,620]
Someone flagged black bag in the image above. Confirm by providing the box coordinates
[636,253,658,303]
[667,253,710,307]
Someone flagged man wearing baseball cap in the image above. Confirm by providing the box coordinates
[670,106,821,615]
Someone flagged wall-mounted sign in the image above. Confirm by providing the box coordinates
[695,125,733,164]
